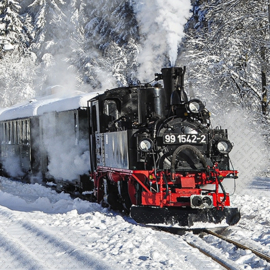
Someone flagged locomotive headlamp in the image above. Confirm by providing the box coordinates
[139,138,153,152]
[216,139,233,154]
[186,99,205,114]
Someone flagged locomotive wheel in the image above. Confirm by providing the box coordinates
[107,192,123,210]
[102,179,126,211]
[121,181,132,213]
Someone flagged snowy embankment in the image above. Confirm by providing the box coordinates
[0,177,269,270]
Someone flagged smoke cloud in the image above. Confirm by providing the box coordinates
[212,108,269,192]
[133,0,191,81]
[3,156,24,179]
[40,112,90,181]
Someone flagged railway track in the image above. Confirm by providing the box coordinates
[205,229,270,263]
[184,229,270,270]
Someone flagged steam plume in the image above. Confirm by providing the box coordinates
[133,0,191,81]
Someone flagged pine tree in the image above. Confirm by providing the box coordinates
[27,0,67,60]
[0,0,36,107]
[0,0,28,56]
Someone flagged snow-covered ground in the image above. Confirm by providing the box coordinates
[0,176,269,270]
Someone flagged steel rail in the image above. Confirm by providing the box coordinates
[205,229,270,263]
[186,241,232,270]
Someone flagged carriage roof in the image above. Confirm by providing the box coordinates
[0,91,99,121]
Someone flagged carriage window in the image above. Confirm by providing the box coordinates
[20,121,24,143]
[15,122,18,143]
[9,122,12,143]
[13,121,17,144]
[26,120,30,144]
[8,122,11,143]
[4,123,7,143]
[21,121,26,143]
[103,100,119,121]
[1,123,4,143]
[11,122,14,144]
[17,121,21,144]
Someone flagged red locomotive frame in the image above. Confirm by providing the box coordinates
[92,165,239,227]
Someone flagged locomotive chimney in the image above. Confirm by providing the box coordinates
[160,67,187,107]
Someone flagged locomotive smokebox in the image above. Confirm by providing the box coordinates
[161,67,187,106]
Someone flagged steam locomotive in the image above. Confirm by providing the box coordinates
[0,67,240,227]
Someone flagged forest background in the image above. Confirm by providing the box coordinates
[0,0,270,122]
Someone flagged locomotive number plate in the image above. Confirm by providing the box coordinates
[163,134,207,144]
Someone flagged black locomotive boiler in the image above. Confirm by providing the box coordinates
[0,67,240,227]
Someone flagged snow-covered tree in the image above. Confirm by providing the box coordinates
[182,0,270,115]
[0,0,36,107]
[26,0,84,95]
[0,52,36,107]
[0,0,29,56]
[68,0,139,88]
[27,0,69,60]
